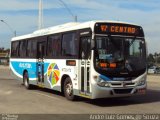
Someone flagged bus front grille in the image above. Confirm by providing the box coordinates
[110,82,135,87]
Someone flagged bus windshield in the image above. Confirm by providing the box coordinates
[94,36,146,77]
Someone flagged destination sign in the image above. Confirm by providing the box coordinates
[94,23,144,37]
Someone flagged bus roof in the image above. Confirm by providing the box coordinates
[11,20,140,41]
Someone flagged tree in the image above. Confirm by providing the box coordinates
[0,48,10,53]
[0,47,4,52]
[154,52,159,64]
[147,53,155,63]
[157,57,160,64]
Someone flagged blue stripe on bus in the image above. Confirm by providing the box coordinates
[10,61,49,79]
[99,75,111,81]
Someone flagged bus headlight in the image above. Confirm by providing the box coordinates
[137,77,146,86]
[97,78,110,87]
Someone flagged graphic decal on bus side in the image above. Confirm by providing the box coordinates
[47,63,60,88]
[10,61,49,80]
[10,61,37,80]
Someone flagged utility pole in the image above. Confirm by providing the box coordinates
[38,0,43,29]
[38,0,77,30]
[58,0,77,22]
[74,15,77,22]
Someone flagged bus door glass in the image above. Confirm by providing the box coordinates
[79,36,91,94]
[37,41,46,84]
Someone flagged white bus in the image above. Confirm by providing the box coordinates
[10,21,147,100]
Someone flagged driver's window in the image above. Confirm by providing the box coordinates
[80,37,91,59]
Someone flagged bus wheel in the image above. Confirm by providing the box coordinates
[64,77,75,101]
[23,72,31,89]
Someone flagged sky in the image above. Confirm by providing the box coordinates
[0,0,160,53]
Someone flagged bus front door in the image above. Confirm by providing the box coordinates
[79,36,91,95]
[37,42,46,86]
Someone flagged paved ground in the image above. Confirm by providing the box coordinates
[147,75,160,91]
[0,66,160,115]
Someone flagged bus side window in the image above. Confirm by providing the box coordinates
[27,39,37,58]
[62,32,78,58]
[11,41,19,57]
[47,35,61,58]
[19,40,27,58]
[80,37,91,59]
[27,40,33,58]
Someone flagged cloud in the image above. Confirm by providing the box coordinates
[0,0,160,53]
[3,0,58,10]
[0,0,37,11]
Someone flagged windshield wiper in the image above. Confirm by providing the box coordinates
[129,36,137,47]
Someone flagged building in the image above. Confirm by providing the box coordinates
[0,52,9,65]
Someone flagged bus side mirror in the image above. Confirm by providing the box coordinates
[91,39,95,49]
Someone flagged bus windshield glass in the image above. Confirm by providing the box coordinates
[94,36,146,77]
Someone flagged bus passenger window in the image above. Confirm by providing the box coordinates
[27,39,37,58]
[80,37,91,59]
[19,40,27,58]
[47,35,61,58]
[62,33,78,57]
[11,41,19,57]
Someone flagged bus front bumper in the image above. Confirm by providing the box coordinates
[91,83,147,99]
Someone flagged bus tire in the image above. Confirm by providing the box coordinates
[64,77,75,101]
[23,72,31,89]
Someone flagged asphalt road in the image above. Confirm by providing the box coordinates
[0,66,160,116]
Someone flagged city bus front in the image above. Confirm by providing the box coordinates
[91,22,147,99]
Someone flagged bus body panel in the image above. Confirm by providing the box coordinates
[10,59,84,96]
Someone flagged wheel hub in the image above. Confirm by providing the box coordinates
[66,83,73,96]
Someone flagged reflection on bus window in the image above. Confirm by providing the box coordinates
[62,33,78,57]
